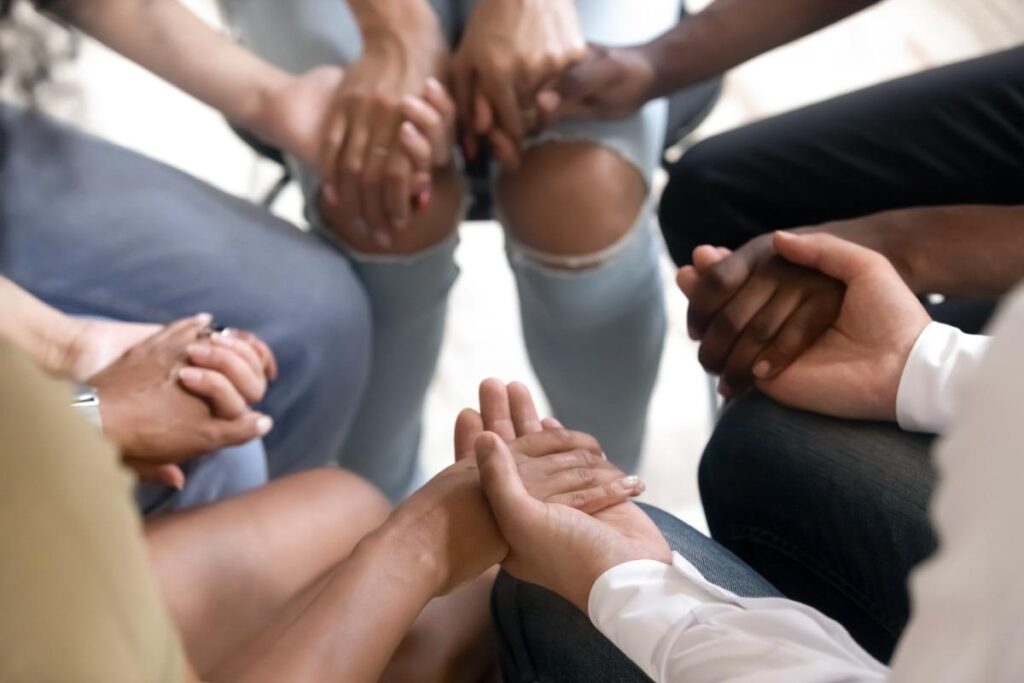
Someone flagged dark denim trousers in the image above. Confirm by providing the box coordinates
[491,504,780,683]
[700,392,937,663]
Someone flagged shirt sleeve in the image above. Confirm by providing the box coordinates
[588,552,888,683]
[895,322,990,434]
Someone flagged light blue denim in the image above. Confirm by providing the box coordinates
[220,0,679,493]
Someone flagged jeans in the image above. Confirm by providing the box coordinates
[220,0,680,496]
[699,392,937,663]
[0,106,373,506]
[491,503,780,683]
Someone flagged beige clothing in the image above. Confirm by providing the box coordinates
[0,344,185,683]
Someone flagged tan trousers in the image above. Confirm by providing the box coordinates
[0,344,185,683]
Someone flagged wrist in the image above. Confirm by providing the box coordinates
[804,214,918,291]
[364,513,447,597]
[356,2,445,57]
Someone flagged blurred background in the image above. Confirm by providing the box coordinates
[28,0,1023,528]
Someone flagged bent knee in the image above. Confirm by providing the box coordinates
[498,141,648,268]
[318,168,464,256]
[298,468,392,529]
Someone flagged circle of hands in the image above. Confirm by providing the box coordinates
[263,0,654,248]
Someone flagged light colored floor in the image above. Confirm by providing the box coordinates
[35,0,1022,528]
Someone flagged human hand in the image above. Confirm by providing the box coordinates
[387,379,643,596]
[88,316,275,485]
[317,17,451,243]
[452,0,585,168]
[478,432,670,612]
[677,233,846,397]
[554,44,659,121]
[689,232,931,421]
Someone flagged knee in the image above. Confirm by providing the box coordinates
[658,137,743,266]
[498,141,648,267]
[296,468,392,532]
[317,167,464,256]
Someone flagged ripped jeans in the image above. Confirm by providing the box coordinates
[220,0,681,499]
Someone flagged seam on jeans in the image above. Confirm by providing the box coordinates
[728,525,903,638]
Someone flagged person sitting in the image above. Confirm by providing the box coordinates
[0,362,645,681]
[487,231,1023,681]
[545,0,1024,659]
[0,0,449,502]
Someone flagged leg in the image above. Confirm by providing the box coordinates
[221,0,466,499]
[699,391,937,662]
[491,503,779,683]
[0,105,373,481]
[0,347,185,682]
[144,468,391,676]
[496,0,682,472]
[659,45,1024,265]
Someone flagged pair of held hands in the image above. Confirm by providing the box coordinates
[69,313,277,489]
[257,0,655,246]
[408,231,937,611]
[388,378,671,609]
[679,230,932,421]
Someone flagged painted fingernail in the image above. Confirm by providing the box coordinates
[187,343,209,359]
[256,414,274,436]
[179,367,202,383]
[616,475,645,495]
[753,360,771,379]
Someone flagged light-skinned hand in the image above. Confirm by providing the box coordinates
[679,232,932,420]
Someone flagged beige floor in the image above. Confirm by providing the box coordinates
[33,0,1022,528]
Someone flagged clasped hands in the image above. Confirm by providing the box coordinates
[677,230,932,421]
[264,0,592,246]
[384,378,670,612]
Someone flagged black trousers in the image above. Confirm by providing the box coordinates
[662,44,1024,663]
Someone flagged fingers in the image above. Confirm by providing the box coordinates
[178,366,248,419]
[476,432,545,531]
[772,231,887,284]
[696,277,779,376]
[215,410,275,447]
[337,103,370,236]
[360,114,401,237]
[687,251,755,341]
[482,75,524,144]
[540,417,563,430]
[487,128,522,171]
[546,474,645,515]
[692,245,730,273]
[510,428,602,460]
[186,342,266,404]
[718,286,805,394]
[478,378,516,442]
[127,461,186,490]
[454,408,485,462]
[228,329,278,381]
[507,382,543,436]
[319,116,346,210]
[752,289,844,382]
[383,152,412,232]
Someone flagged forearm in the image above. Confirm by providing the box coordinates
[348,0,445,61]
[815,205,1024,298]
[640,0,879,97]
[238,521,440,683]
[56,0,290,141]
[0,276,81,379]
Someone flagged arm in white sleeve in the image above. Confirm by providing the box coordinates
[890,288,1024,681]
[588,553,887,683]
[895,322,990,434]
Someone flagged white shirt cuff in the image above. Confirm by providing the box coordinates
[896,322,990,434]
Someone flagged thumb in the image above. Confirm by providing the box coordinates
[128,461,186,490]
[216,411,274,448]
[773,231,887,285]
[476,432,544,535]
